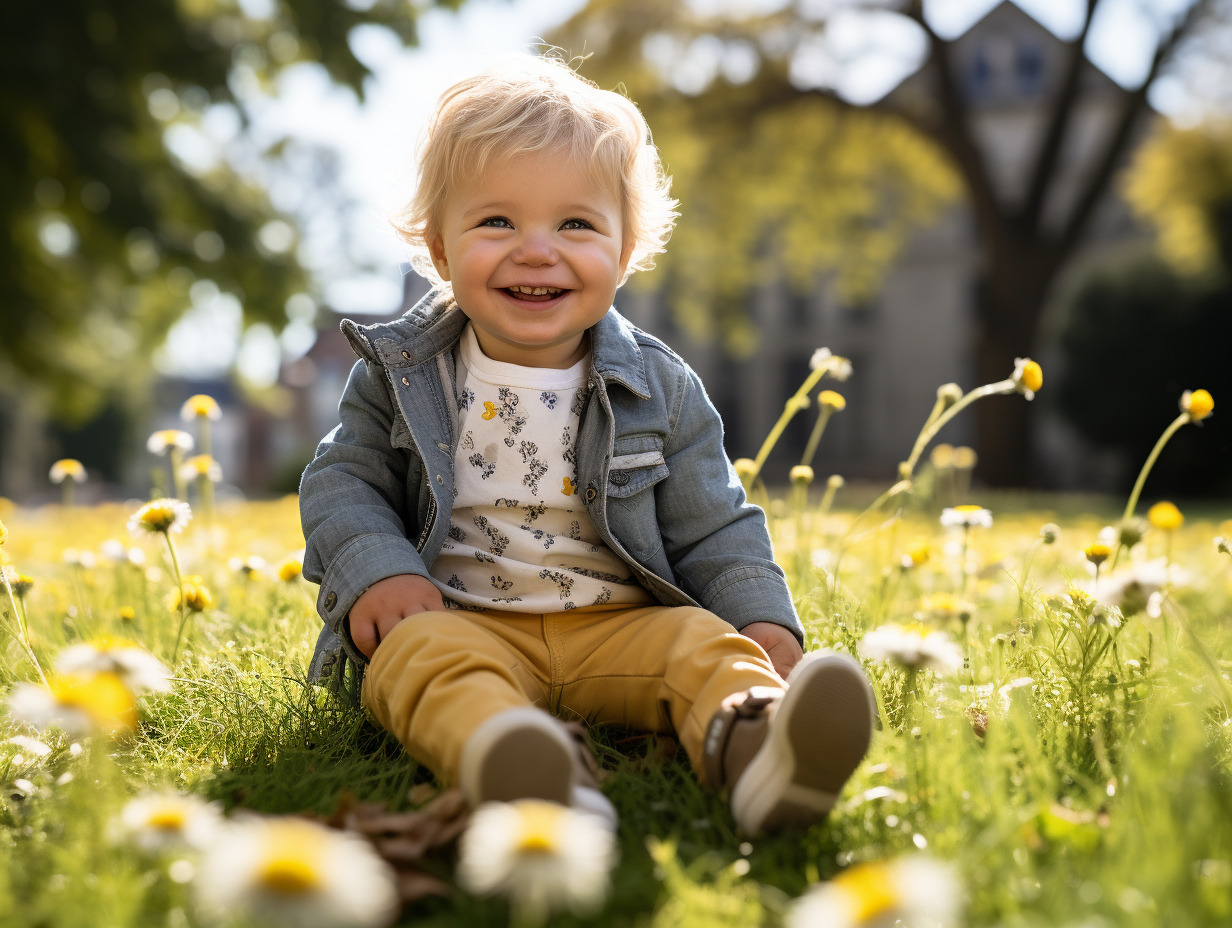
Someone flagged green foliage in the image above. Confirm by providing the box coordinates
[1052,246,1232,494]
[1,0,462,423]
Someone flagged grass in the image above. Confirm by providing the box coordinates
[1,477,1231,927]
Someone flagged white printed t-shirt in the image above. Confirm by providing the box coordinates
[429,324,652,612]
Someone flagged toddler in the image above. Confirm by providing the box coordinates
[300,56,874,833]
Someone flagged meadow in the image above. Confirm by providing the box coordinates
[1,370,1230,928]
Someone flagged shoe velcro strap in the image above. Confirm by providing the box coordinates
[702,687,781,792]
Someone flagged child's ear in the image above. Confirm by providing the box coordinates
[428,231,451,282]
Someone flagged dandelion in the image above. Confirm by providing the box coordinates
[1012,357,1044,400]
[458,799,616,924]
[788,856,963,928]
[148,429,195,498]
[170,577,214,613]
[116,792,222,855]
[1118,389,1215,567]
[1180,388,1214,422]
[129,499,192,536]
[1148,501,1184,531]
[48,458,86,507]
[56,638,172,694]
[230,555,268,579]
[129,499,193,663]
[1083,543,1111,568]
[180,454,223,484]
[1216,536,1230,556]
[193,816,399,928]
[49,459,86,484]
[1040,523,1060,545]
[147,430,195,455]
[940,505,992,530]
[180,394,222,422]
[276,556,303,582]
[858,624,963,676]
[8,671,139,737]
[6,571,34,600]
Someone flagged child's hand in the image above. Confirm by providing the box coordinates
[348,574,446,658]
[741,622,805,681]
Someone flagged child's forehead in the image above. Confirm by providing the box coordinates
[455,147,621,200]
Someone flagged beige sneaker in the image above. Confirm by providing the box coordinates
[458,707,616,827]
[704,652,875,834]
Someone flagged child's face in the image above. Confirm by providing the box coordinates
[428,148,633,369]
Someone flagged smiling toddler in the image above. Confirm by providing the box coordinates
[299,56,875,834]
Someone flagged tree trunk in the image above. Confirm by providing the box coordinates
[972,239,1061,487]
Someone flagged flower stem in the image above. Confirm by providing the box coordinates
[2,574,47,685]
[800,406,836,469]
[751,361,836,478]
[1114,413,1188,569]
[901,380,1016,480]
[165,533,190,664]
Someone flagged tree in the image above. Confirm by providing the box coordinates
[550,0,1223,485]
[1,0,461,424]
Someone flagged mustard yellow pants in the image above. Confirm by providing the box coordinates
[360,604,782,788]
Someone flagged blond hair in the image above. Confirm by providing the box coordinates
[393,55,678,287]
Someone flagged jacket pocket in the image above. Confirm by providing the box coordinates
[607,434,669,498]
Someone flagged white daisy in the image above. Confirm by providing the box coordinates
[8,671,139,737]
[116,792,222,855]
[193,816,399,928]
[859,625,963,676]
[55,639,172,694]
[458,799,616,922]
[128,499,192,536]
[147,429,195,455]
[940,505,992,530]
[788,855,963,928]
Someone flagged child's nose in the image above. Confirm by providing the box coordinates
[512,231,558,266]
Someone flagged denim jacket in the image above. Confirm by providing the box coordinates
[299,290,802,694]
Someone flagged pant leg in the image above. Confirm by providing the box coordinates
[551,605,783,786]
[360,609,550,784]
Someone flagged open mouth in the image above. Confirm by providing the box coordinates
[502,285,567,303]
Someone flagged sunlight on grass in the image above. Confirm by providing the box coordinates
[0,377,1229,927]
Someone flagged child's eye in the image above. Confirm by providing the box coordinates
[561,218,593,231]
[479,216,512,229]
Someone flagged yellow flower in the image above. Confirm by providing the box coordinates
[48,459,86,484]
[788,856,962,928]
[901,541,932,569]
[919,592,973,621]
[277,557,303,582]
[8,671,139,737]
[1147,501,1184,531]
[733,458,758,489]
[940,505,992,529]
[0,517,7,547]
[180,454,223,483]
[146,429,195,455]
[951,446,977,470]
[180,394,222,421]
[790,465,815,486]
[11,573,34,599]
[928,444,954,468]
[129,498,192,535]
[818,390,846,411]
[1083,543,1111,567]
[119,606,136,623]
[171,578,214,613]
[1180,389,1214,422]
[1012,357,1043,399]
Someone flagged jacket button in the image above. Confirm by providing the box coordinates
[609,471,630,486]
[584,486,597,503]
[436,474,444,484]
[324,591,337,611]
[401,376,410,385]
[401,350,411,360]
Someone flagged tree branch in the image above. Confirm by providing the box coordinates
[1059,0,1214,254]
[1021,0,1102,232]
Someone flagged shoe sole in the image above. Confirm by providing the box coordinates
[730,652,874,833]
[459,708,576,807]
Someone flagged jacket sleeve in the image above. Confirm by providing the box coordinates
[299,356,432,644]
[655,366,804,642]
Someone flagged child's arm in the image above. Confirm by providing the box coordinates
[650,365,805,666]
[347,574,444,658]
[300,357,440,661]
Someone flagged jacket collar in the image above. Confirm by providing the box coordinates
[358,289,651,400]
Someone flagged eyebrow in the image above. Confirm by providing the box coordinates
[461,202,612,221]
